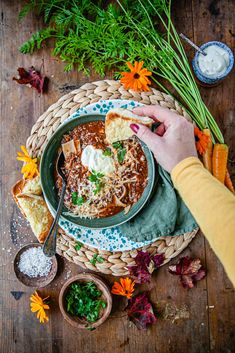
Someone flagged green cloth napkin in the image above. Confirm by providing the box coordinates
[119,165,198,242]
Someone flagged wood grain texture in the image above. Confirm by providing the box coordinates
[0,0,234,352]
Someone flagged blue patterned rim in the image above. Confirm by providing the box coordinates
[192,41,234,84]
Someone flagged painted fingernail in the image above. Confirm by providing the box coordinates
[130,124,139,133]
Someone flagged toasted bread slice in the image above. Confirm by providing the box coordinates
[105,108,153,144]
[11,176,53,243]
[17,194,53,243]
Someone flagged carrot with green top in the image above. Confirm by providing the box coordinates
[202,129,213,173]
[212,144,228,183]
[225,169,235,194]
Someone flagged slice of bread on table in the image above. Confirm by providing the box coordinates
[11,176,53,243]
[105,108,153,144]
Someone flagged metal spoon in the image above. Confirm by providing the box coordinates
[180,33,207,56]
[43,151,66,257]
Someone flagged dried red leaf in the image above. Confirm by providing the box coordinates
[126,292,157,330]
[13,67,45,93]
[135,251,151,267]
[169,256,206,289]
[128,251,165,284]
[152,253,165,268]
[128,264,152,284]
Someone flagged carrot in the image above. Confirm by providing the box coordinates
[212,144,228,183]
[202,128,213,173]
[225,169,235,193]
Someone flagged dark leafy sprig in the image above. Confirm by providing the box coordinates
[65,281,106,323]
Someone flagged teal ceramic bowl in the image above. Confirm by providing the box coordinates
[40,114,155,229]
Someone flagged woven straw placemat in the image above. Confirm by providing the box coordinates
[26,80,198,276]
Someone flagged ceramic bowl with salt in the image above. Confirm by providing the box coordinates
[14,243,58,287]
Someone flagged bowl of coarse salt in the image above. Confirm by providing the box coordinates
[14,243,58,287]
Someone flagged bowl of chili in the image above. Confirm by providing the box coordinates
[40,113,155,229]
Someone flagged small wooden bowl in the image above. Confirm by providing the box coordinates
[14,243,58,287]
[59,273,112,329]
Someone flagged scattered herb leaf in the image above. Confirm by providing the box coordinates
[168,256,206,289]
[126,292,157,330]
[103,148,112,156]
[90,253,104,266]
[13,66,45,93]
[96,256,104,263]
[88,174,97,183]
[65,281,106,323]
[112,141,126,164]
[74,241,83,251]
[112,141,123,149]
[71,192,85,206]
[117,148,127,164]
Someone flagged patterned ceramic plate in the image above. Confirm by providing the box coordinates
[45,99,158,252]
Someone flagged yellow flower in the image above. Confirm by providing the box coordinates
[30,291,50,324]
[121,61,152,92]
[17,145,39,179]
[111,277,135,299]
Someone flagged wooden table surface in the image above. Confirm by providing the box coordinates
[1,1,235,352]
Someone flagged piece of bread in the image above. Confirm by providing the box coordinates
[105,108,153,144]
[11,176,53,243]
[21,175,42,195]
[17,194,53,243]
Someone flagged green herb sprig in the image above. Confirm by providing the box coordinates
[112,141,127,164]
[103,148,112,156]
[88,170,104,195]
[90,254,104,266]
[71,192,85,206]
[74,241,83,251]
[65,281,107,323]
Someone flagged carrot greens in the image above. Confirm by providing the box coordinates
[18,0,224,142]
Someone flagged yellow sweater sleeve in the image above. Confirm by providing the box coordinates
[171,157,235,286]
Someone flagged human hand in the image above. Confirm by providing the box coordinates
[130,105,198,173]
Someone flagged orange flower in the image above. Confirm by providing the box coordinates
[30,291,50,324]
[194,127,210,155]
[111,277,135,299]
[17,145,39,179]
[121,61,152,92]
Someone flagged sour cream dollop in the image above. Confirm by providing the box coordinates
[81,145,115,175]
[198,45,230,78]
